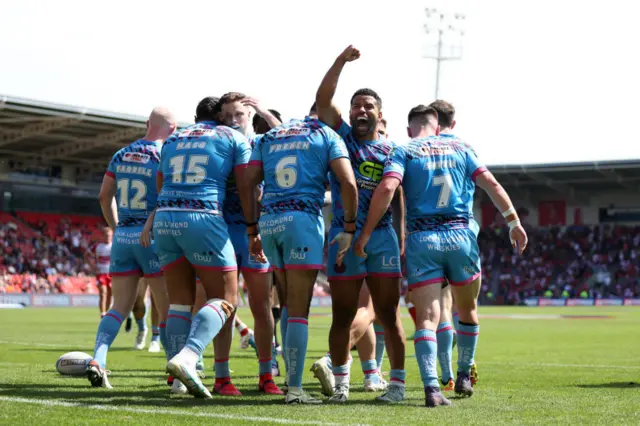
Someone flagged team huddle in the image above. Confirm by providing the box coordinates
[87,45,528,408]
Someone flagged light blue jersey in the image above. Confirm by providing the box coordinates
[250,117,348,217]
[153,121,251,271]
[106,140,162,227]
[106,139,163,277]
[383,134,487,233]
[157,122,251,213]
[384,134,486,288]
[250,117,348,270]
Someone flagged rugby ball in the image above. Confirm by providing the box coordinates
[56,351,92,376]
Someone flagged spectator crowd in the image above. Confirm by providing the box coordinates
[1,212,639,302]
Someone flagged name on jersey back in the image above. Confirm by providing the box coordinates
[116,164,153,177]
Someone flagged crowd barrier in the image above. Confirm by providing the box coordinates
[524,297,640,307]
[1,294,639,308]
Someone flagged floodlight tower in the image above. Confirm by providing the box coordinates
[423,8,466,99]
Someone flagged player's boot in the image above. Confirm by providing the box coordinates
[364,373,388,392]
[134,329,147,350]
[213,378,243,396]
[239,329,255,350]
[470,362,478,386]
[310,356,335,396]
[454,372,474,397]
[167,375,174,386]
[285,389,323,405]
[282,381,288,394]
[327,383,350,403]
[166,355,212,399]
[86,360,113,389]
[442,378,455,392]
[170,379,188,395]
[259,374,284,395]
[425,386,452,408]
[375,383,405,403]
[148,340,161,353]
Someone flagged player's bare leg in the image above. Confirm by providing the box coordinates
[167,266,237,399]
[148,293,162,353]
[132,279,148,350]
[438,285,455,391]
[411,281,451,407]
[282,268,322,404]
[450,276,481,397]
[145,276,169,358]
[98,284,109,318]
[87,274,140,389]
[324,277,362,401]
[355,285,386,392]
[366,276,406,403]
[244,271,282,394]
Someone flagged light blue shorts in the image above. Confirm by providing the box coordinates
[110,225,161,277]
[405,227,481,290]
[259,212,325,270]
[153,211,236,272]
[327,226,402,281]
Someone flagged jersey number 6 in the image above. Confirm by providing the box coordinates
[275,155,298,189]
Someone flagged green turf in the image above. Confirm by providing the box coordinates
[1,307,639,425]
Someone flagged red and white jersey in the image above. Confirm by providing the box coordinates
[94,243,112,275]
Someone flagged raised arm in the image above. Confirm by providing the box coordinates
[243,97,282,130]
[475,171,528,254]
[316,45,361,129]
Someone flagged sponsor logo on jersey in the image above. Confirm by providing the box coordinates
[359,161,384,181]
[178,128,215,138]
[123,152,150,164]
[275,127,311,138]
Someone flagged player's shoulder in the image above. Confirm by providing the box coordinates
[111,139,160,165]
[438,134,477,155]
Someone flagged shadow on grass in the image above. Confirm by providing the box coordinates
[0,382,283,407]
[577,382,639,389]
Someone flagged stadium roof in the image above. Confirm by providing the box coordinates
[0,94,188,170]
[1,94,639,200]
[488,160,640,203]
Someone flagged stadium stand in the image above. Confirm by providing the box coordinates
[1,95,639,303]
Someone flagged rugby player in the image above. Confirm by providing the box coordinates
[89,227,113,318]
[316,45,407,403]
[241,103,358,404]
[143,97,254,399]
[213,92,283,395]
[353,103,527,406]
[428,100,478,389]
[86,107,175,389]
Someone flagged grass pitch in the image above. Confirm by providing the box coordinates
[0,306,639,425]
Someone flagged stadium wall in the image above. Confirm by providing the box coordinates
[2,294,639,308]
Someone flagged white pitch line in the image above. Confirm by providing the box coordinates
[0,396,368,426]
[480,361,640,370]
